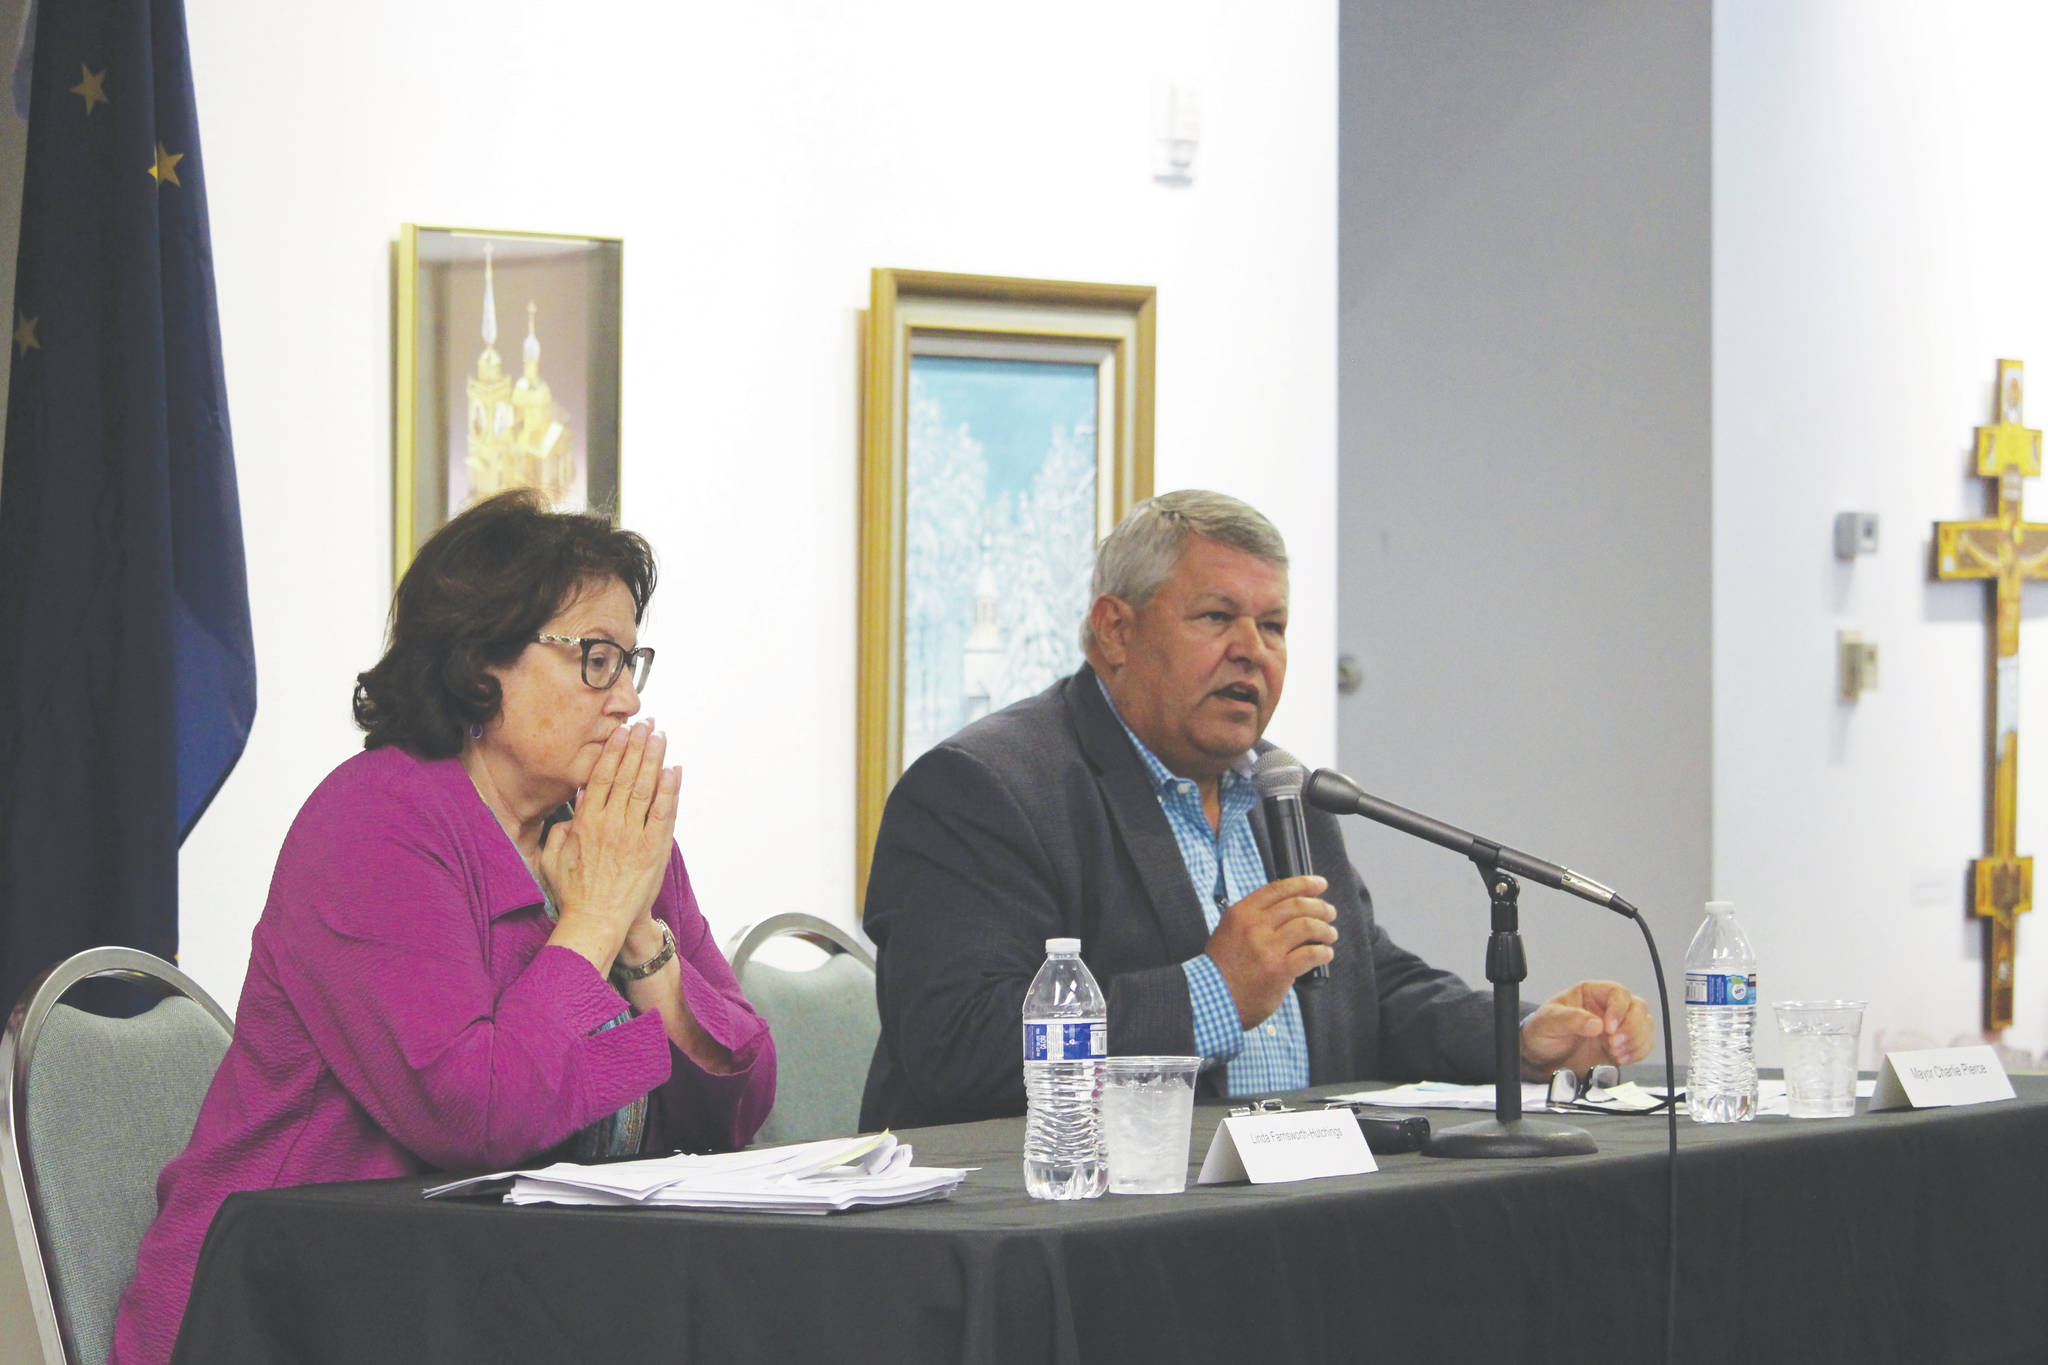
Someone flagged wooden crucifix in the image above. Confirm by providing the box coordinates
[1934,358,2048,1030]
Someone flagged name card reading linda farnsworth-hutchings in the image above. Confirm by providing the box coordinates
[1197,1109,1377,1186]
[1869,1045,2017,1111]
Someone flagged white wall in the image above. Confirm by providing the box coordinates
[164,1,1339,1009]
[1717,0,2048,1065]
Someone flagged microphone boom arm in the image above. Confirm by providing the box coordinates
[1304,769,1632,919]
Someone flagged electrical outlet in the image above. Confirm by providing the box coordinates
[1839,630,1879,701]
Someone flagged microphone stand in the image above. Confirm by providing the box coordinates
[1302,769,1600,1158]
[1421,847,1595,1158]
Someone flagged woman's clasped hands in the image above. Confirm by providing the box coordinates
[537,719,682,976]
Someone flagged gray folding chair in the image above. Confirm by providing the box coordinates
[726,914,879,1145]
[2,947,233,1365]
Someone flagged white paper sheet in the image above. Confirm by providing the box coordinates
[1332,1077,1873,1117]
[1327,1082,1550,1112]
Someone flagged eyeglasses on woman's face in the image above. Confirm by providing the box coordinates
[533,634,654,691]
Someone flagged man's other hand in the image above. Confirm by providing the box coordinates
[1518,980,1654,1079]
[1206,875,1337,1030]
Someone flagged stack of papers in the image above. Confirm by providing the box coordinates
[423,1133,971,1214]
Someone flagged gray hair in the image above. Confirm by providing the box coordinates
[1080,489,1289,650]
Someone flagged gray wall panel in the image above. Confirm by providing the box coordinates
[1337,0,1711,1048]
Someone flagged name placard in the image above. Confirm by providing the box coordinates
[1869,1045,2017,1111]
[1196,1109,1377,1185]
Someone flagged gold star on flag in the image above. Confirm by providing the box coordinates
[13,312,40,358]
[71,66,108,115]
[148,142,183,187]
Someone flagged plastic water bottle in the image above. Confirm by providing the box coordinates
[1022,937,1108,1199]
[1685,899,1758,1123]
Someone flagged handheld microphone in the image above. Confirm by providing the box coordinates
[1253,748,1329,983]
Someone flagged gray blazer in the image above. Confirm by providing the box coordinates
[859,666,1499,1130]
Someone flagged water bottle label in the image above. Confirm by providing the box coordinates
[1023,1021,1107,1061]
[1685,971,1755,1006]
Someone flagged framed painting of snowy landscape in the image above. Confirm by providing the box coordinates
[394,225,623,579]
[857,268,1155,901]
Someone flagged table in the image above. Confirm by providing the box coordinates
[171,1077,2048,1365]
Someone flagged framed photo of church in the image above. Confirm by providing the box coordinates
[857,268,1156,902]
[393,225,624,578]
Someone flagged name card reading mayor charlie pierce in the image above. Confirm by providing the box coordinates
[1869,1045,2018,1111]
[1197,1108,1377,1185]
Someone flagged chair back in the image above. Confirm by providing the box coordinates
[2,947,233,1365]
[726,914,878,1145]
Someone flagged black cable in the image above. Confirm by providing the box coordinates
[1613,895,1677,1365]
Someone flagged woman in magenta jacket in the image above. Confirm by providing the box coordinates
[111,491,777,1365]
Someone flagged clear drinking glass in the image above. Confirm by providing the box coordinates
[1100,1055,1201,1194]
[1772,1000,1866,1118]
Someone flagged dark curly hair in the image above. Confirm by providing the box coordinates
[353,489,657,756]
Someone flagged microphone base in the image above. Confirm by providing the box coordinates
[1420,1115,1597,1159]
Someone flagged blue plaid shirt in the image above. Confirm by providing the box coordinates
[1098,679,1310,1096]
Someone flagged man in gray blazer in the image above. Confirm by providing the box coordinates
[860,490,1651,1130]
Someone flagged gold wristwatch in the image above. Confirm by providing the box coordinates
[616,921,676,981]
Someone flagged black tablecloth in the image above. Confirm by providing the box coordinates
[171,1078,2048,1365]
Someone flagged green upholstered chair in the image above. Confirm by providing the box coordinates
[726,915,878,1146]
[2,948,232,1365]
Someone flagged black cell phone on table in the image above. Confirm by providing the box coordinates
[1323,1103,1430,1154]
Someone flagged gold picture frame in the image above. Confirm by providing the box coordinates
[857,268,1156,904]
[394,224,623,578]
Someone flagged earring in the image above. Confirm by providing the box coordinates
[467,722,484,740]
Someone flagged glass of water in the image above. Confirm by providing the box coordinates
[1101,1055,1201,1194]
[1772,1000,1866,1118]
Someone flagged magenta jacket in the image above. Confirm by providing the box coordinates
[109,745,777,1365]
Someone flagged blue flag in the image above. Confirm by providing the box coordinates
[0,0,255,1009]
